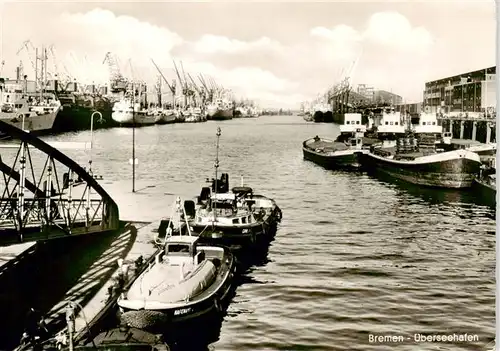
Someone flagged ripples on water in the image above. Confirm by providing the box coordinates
[9,116,495,350]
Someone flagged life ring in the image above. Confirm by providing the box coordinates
[424,106,431,113]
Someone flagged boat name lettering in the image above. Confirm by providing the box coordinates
[174,307,192,315]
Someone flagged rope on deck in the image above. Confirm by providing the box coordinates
[120,310,169,329]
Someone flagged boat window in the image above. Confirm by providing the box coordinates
[432,122,436,125]
[350,139,357,146]
[248,216,252,222]
[346,121,350,124]
[232,218,239,224]
[385,121,389,125]
[242,217,247,224]
[167,244,191,253]
[395,122,398,125]
[390,122,393,125]
[356,121,360,124]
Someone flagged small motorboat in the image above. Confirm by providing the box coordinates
[116,224,235,331]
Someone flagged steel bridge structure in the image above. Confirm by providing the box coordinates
[0,120,119,246]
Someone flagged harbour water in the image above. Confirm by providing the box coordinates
[2,115,495,350]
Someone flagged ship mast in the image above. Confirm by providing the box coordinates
[132,82,136,193]
[213,127,221,223]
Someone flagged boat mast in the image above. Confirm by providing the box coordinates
[213,127,221,223]
[132,82,136,193]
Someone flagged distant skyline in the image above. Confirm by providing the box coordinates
[0,1,496,108]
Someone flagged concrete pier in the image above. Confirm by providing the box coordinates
[438,112,496,144]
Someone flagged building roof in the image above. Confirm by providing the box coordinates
[426,66,496,85]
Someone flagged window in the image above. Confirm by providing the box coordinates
[422,122,426,125]
[346,121,350,124]
[432,122,436,125]
[395,122,398,125]
[242,217,247,224]
[356,121,360,124]
[385,121,389,125]
[390,121,394,125]
[167,244,190,253]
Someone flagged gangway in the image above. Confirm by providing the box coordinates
[0,120,119,246]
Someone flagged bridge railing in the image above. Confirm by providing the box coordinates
[0,120,120,245]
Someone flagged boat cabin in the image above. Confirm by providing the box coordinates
[339,113,366,134]
[414,112,442,135]
[195,190,257,226]
[347,135,363,150]
[164,236,203,265]
[377,108,405,135]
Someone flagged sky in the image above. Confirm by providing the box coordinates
[0,0,496,109]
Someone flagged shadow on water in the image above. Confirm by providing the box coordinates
[0,224,138,350]
[366,168,495,212]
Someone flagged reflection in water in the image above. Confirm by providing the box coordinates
[369,169,496,219]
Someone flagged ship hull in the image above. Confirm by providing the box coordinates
[112,112,157,126]
[211,109,233,120]
[156,113,177,125]
[472,178,496,205]
[192,220,278,249]
[361,150,481,188]
[0,109,59,138]
[303,147,364,170]
[53,105,117,132]
[302,138,365,170]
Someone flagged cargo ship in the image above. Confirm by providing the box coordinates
[0,74,61,137]
[53,89,116,132]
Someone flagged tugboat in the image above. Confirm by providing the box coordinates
[361,131,482,188]
[116,209,235,331]
[184,127,282,248]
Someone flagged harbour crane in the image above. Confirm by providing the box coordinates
[187,72,205,106]
[150,58,177,108]
[172,60,190,107]
[102,52,127,92]
[16,40,37,74]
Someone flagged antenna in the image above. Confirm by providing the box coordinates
[213,127,221,223]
